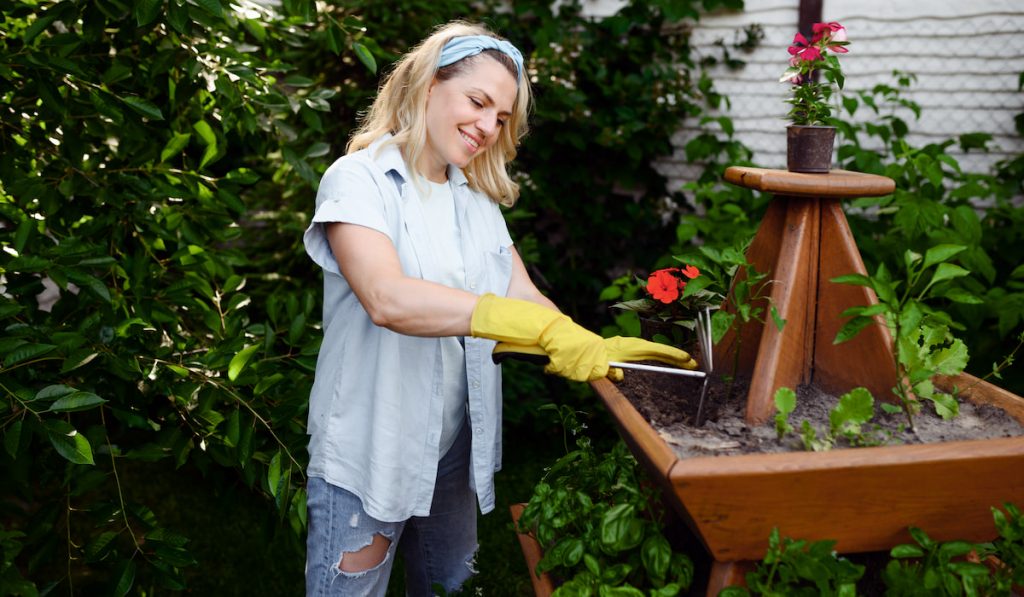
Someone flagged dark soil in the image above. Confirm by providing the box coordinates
[614,367,1024,458]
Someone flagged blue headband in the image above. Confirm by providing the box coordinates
[437,35,525,84]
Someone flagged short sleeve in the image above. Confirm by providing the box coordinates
[303,157,394,276]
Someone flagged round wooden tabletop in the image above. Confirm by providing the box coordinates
[724,166,895,198]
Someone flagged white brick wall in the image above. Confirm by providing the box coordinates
[579,0,1024,189]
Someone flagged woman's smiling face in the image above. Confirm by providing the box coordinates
[420,55,517,183]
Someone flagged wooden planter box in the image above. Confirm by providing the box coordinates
[592,374,1024,593]
[510,503,555,597]
[589,168,1024,594]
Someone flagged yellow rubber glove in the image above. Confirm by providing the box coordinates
[604,336,699,370]
[471,294,609,381]
[490,338,698,383]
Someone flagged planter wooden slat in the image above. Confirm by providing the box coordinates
[510,503,555,597]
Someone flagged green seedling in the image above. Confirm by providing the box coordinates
[833,244,976,429]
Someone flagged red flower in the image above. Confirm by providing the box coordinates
[646,269,683,304]
[680,264,700,279]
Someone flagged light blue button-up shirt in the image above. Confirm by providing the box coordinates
[302,135,514,523]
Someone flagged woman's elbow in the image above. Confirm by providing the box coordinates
[362,297,396,328]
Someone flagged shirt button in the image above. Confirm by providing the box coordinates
[474,427,483,435]
[469,283,476,290]
[471,381,480,389]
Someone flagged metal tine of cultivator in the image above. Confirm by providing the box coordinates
[695,307,714,426]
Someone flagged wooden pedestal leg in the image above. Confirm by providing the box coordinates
[812,199,899,401]
[743,196,820,424]
[705,560,754,596]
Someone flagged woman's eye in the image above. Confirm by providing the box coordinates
[497,119,507,127]
[470,97,483,108]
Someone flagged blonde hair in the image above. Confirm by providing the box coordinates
[346,21,531,207]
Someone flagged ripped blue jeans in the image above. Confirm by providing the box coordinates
[305,422,478,596]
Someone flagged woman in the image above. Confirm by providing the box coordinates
[302,21,696,596]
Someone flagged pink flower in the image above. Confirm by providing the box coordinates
[812,21,848,52]
[788,33,809,56]
[797,45,823,62]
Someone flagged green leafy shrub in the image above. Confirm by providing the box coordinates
[516,406,694,595]
[719,528,865,597]
[0,0,378,591]
[834,73,1024,395]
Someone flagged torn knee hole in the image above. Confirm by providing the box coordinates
[338,533,391,573]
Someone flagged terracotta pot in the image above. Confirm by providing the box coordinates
[787,125,836,173]
[510,503,555,597]
[591,373,1024,595]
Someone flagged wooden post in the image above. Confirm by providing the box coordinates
[719,167,898,424]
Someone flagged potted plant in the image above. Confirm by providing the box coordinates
[780,22,849,173]
[608,264,722,347]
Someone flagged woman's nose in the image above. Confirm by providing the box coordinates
[476,112,498,136]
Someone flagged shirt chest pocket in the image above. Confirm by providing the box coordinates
[481,245,513,297]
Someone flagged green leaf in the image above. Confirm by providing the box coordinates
[600,504,644,551]
[770,305,786,331]
[326,22,345,55]
[111,558,137,596]
[35,384,77,401]
[890,544,925,559]
[228,345,259,381]
[840,303,888,318]
[4,343,57,367]
[160,133,191,163]
[243,18,266,42]
[287,313,306,345]
[254,373,284,395]
[90,91,125,125]
[167,0,189,33]
[192,120,216,146]
[45,420,95,465]
[194,0,223,17]
[833,316,873,345]
[61,350,99,373]
[4,420,22,459]
[774,387,796,415]
[6,255,51,272]
[267,450,282,498]
[85,531,119,561]
[831,274,872,287]
[24,12,59,43]
[929,263,970,286]
[711,310,734,344]
[352,41,377,74]
[48,391,107,412]
[944,288,983,304]
[134,0,163,26]
[830,387,874,435]
[120,95,164,120]
[641,534,671,583]
[923,244,966,270]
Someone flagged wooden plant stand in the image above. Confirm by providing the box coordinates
[716,167,898,424]
[591,167,1024,596]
